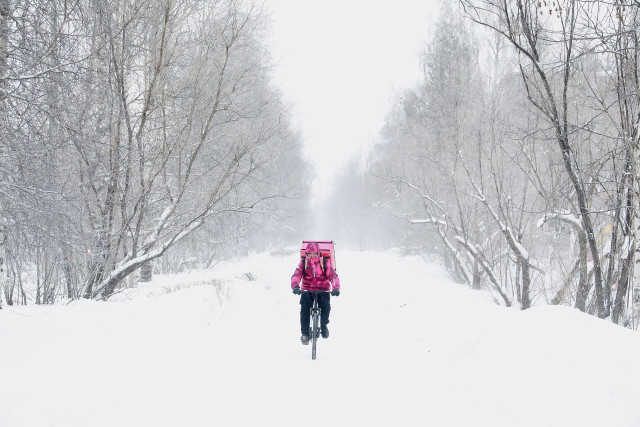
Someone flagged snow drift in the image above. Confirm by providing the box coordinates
[0,249,638,427]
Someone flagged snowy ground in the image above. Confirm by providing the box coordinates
[1,249,639,427]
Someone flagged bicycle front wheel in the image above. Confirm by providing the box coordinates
[311,310,319,360]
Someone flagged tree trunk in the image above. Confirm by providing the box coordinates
[63,255,74,299]
[521,259,531,309]
[556,137,607,317]
[605,209,620,310]
[99,254,162,299]
[515,260,522,304]
[140,262,152,282]
[472,258,481,290]
[612,257,632,324]
[575,229,590,312]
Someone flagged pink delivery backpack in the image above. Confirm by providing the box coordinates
[300,240,336,273]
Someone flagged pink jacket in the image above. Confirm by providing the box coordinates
[291,243,340,292]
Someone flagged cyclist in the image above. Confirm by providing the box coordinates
[291,242,340,345]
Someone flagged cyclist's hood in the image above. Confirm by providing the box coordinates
[306,242,319,254]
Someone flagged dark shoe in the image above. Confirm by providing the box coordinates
[301,334,310,345]
[321,325,329,339]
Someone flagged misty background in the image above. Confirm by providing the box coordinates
[1,0,640,329]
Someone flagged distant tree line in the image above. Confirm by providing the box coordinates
[0,0,306,304]
[328,0,640,327]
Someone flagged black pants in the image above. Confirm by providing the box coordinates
[300,292,330,335]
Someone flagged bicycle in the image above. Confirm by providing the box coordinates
[303,290,325,360]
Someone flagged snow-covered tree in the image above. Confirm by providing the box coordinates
[0,0,305,302]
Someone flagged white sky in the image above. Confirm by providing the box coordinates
[266,0,441,200]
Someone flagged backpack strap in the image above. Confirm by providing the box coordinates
[303,253,328,275]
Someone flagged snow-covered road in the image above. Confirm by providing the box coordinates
[1,250,639,426]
